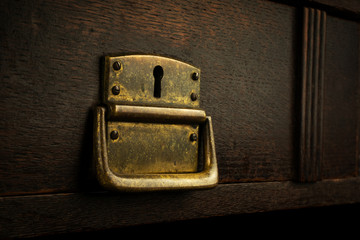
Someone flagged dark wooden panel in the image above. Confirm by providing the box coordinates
[0,0,297,195]
[1,178,359,238]
[204,2,297,183]
[272,0,360,21]
[309,0,360,15]
[322,15,359,179]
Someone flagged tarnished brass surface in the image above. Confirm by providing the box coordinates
[107,121,199,174]
[103,55,200,108]
[94,55,217,191]
[94,107,218,191]
[108,104,206,123]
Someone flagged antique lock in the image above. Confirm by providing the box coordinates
[94,55,218,191]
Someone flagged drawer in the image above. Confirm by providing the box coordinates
[0,0,359,237]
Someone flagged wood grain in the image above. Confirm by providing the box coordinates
[322,15,359,179]
[1,178,359,238]
[308,0,360,17]
[0,1,359,237]
[0,0,297,195]
[299,8,326,182]
[272,0,360,21]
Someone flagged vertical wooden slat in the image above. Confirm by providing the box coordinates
[299,8,326,182]
[317,10,326,178]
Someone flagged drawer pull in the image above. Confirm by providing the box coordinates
[93,55,218,191]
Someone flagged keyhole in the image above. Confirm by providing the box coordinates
[153,65,163,98]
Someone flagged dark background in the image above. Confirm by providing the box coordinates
[31,203,360,238]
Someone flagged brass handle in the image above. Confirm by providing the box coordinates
[94,106,218,191]
[94,55,218,191]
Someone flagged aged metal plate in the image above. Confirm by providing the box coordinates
[107,121,199,174]
[103,55,200,108]
[94,55,217,191]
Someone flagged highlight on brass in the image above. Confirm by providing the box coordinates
[94,55,218,191]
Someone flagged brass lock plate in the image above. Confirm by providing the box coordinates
[103,55,200,108]
[107,122,199,174]
[94,55,218,191]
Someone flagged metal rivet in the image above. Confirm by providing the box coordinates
[110,130,119,140]
[192,72,199,80]
[112,85,120,95]
[191,92,197,101]
[113,61,121,71]
[190,133,197,142]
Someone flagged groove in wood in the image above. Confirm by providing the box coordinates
[299,7,326,182]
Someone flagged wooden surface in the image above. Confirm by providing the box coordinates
[299,8,326,182]
[308,0,360,16]
[275,0,360,20]
[0,0,359,237]
[0,0,299,195]
[1,178,360,238]
[322,14,359,179]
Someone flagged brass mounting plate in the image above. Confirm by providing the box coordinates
[103,55,200,108]
[94,107,218,192]
[107,121,199,175]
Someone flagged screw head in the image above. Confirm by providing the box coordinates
[110,130,119,140]
[190,133,197,142]
[113,61,121,71]
[192,72,199,80]
[112,85,120,95]
[191,92,197,101]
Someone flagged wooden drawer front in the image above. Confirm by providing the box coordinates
[0,0,359,238]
